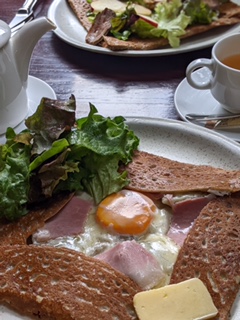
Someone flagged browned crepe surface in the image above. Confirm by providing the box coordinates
[170,194,240,320]
[67,0,240,51]
[0,192,73,245]
[122,150,240,194]
[67,0,92,31]
[0,245,141,319]
[1,149,240,318]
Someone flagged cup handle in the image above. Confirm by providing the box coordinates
[186,58,213,90]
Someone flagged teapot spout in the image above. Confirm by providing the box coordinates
[10,17,56,84]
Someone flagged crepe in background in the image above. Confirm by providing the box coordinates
[67,0,240,51]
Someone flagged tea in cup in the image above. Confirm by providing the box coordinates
[186,33,240,114]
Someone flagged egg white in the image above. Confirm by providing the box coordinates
[33,191,179,285]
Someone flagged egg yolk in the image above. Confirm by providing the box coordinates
[96,190,158,235]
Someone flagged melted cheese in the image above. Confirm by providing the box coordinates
[133,278,218,320]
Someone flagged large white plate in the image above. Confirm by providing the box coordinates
[47,0,240,57]
[0,117,239,318]
[174,67,240,142]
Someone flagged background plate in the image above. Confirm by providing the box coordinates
[47,0,240,57]
[0,117,239,318]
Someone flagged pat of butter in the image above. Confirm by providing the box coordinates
[133,278,218,320]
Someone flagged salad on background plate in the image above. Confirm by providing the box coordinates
[66,0,240,51]
[47,0,240,56]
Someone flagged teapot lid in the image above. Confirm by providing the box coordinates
[0,20,11,48]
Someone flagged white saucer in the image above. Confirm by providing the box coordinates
[0,76,56,145]
[174,67,240,141]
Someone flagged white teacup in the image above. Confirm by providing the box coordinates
[186,33,240,114]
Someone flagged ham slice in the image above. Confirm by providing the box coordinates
[32,194,93,243]
[96,240,166,290]
[163,193,215,246]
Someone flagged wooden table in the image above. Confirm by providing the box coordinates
[1,0,212,120]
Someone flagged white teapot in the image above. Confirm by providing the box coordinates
[0,17,55,135]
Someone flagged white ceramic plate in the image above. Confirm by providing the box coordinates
[47,0,240,57]
[0,76,56,145]
[0,117,239,318]
[174,67,240,142]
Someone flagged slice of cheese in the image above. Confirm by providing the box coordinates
[133,278,218,320]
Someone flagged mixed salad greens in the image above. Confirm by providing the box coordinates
[0,96,139,221]
[89,0,221,47]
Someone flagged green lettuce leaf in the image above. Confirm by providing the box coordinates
[29,138,70,172]
[65,103,139,203]
[37,148,80,198]
[0,100,140,220]
[81,153,129,205]
[68,104,138,162]
[0,129,31,220]
[108,0,219,48]
[25,95,76,151]
[131,0,191,47]
[110,5,136,40]
[183,0,219,25]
